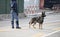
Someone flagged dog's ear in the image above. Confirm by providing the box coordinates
[42,11,46,17]
[42,11,45,14]
[44,11,46,16]
[44,11,46,17]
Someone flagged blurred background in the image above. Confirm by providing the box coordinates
[0,0,60,19]
[0,0,60,20]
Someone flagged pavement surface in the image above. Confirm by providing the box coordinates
[0,12,60,37]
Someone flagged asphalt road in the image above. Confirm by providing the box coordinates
[0,12,60,37]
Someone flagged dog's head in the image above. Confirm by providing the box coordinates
[41,11,46,17]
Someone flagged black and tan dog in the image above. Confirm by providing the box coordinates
[29,11,46,29]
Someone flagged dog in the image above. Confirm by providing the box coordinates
[29,11,46,29]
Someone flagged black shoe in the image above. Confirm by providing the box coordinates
[16,27,21,29]
[12,27,14,29]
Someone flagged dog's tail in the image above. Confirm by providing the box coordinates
[29,22,30,24]
[29,20,32,28]
[29,19,33,24]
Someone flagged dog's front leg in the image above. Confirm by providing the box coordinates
[33,24,36,29]
[39,24,42,29]
[39,24,40,29]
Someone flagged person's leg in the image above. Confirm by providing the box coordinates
[16,21,20,28]
[11,21,14,28]
[14,13,21,29]
[11,12,14,29]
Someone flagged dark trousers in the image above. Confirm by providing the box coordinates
[11,12,19,28]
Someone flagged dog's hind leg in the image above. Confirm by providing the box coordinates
[29,22,31,28]
[33,21,36,29]
[40,24,42,29]
[29,21,33,28]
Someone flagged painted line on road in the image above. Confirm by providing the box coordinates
[52,27,60,31]
[0,28,15,32]
[0,30,11,32]
[31,32,46,37]
[0,27,29,32]
[42,30,60,37]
